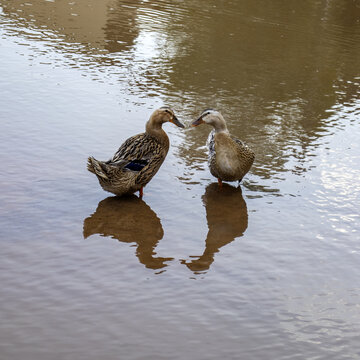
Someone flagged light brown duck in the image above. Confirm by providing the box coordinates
[191,109,255,186]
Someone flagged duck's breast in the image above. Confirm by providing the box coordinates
[215,134,240,176]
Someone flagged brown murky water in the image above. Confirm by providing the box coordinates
[1,1,360,359]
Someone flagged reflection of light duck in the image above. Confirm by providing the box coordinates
[83,196,172,270]
[191,109,255,187]
[182,183,248,273]
[87,107,184,197]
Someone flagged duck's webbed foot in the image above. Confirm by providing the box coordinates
[217,178,223,188]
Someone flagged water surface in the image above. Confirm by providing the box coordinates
[1,1,360,359]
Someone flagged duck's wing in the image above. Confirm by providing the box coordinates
[231,135,255,158]
[231,134,248,148]
[109,133,164,171]
[111,133,148,161]
[230,134,244,147]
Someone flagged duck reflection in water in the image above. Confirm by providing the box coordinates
[182,183,248,273]
[83,196,173,270]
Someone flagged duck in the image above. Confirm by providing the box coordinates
[191,109,255,186]
[87,106,184,197]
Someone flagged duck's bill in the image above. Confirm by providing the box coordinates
[191,116,204,127]
[170,115,185,128]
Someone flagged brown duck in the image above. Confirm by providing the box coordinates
[191,109,255,186]
[87,107,184,197]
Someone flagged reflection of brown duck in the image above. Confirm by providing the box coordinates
[83,196,172,270]
[182,183,248,273]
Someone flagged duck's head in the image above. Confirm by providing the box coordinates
[191,109,227,132]
[149,106,184,128]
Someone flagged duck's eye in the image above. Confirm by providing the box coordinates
[165,109,172,115]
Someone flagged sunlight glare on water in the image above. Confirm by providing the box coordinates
[1,0,360,359]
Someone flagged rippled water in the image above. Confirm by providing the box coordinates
[1,1,360,359]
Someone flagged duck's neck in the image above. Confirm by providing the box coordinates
[213,123,229,134]
[146,120,169,145]
[211,114,229,134]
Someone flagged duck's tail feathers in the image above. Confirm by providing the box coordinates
[87,156,109,180]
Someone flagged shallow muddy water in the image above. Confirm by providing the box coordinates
[1,1,360,359]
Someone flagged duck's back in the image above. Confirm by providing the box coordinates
[112,132,168,162]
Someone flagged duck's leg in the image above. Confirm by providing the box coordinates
[139,187,144,198]
[217,178,223,188]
